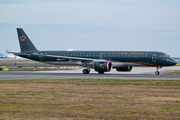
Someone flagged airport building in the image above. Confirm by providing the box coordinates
[0,49,23,59]
[0,53,22,59]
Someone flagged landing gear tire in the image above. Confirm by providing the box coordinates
[155,71,160,75]
[83,69,90,74]
[98,71,104,74]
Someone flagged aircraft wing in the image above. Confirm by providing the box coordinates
[9,52,97,61]
[46,55,96,61]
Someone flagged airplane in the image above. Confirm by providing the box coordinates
[10,28,177,75]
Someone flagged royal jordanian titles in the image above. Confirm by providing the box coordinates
[10,28,177,75]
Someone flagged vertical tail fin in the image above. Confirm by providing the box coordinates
[17,28,38,52]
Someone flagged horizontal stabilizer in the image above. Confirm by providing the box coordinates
[8,52,29,56]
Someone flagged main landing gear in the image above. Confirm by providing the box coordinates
[83,69,90,74]
[155,66,160,75]
[83,66,91,74]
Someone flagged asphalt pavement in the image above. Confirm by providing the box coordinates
[0,66,180,80]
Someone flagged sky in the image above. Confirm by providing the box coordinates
[0,0,180,56]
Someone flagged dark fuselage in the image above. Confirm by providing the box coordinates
[20,50,176,68]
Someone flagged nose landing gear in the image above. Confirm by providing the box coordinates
[155,71,160,75]
[155,66,160,75]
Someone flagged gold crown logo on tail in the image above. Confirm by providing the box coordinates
[20,35,26,41]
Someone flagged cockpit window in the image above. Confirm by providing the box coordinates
[159,54,170,58]
[165,54,170,58]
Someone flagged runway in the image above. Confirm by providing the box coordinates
[0,66,180,80]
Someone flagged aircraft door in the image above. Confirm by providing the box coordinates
[99,53,103,59]
[152,54,156,62]
[39,54,43,61]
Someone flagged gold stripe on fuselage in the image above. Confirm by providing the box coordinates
[112,62,123,63]
[42,61,81,62]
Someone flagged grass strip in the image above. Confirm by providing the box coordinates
[0,79,180,119]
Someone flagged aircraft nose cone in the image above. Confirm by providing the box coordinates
[173,61,177,65]
[172,60,177,65]
[168,58,177,66]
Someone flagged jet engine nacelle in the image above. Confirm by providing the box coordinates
[94,61,112,73]
[116,66,133,72]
